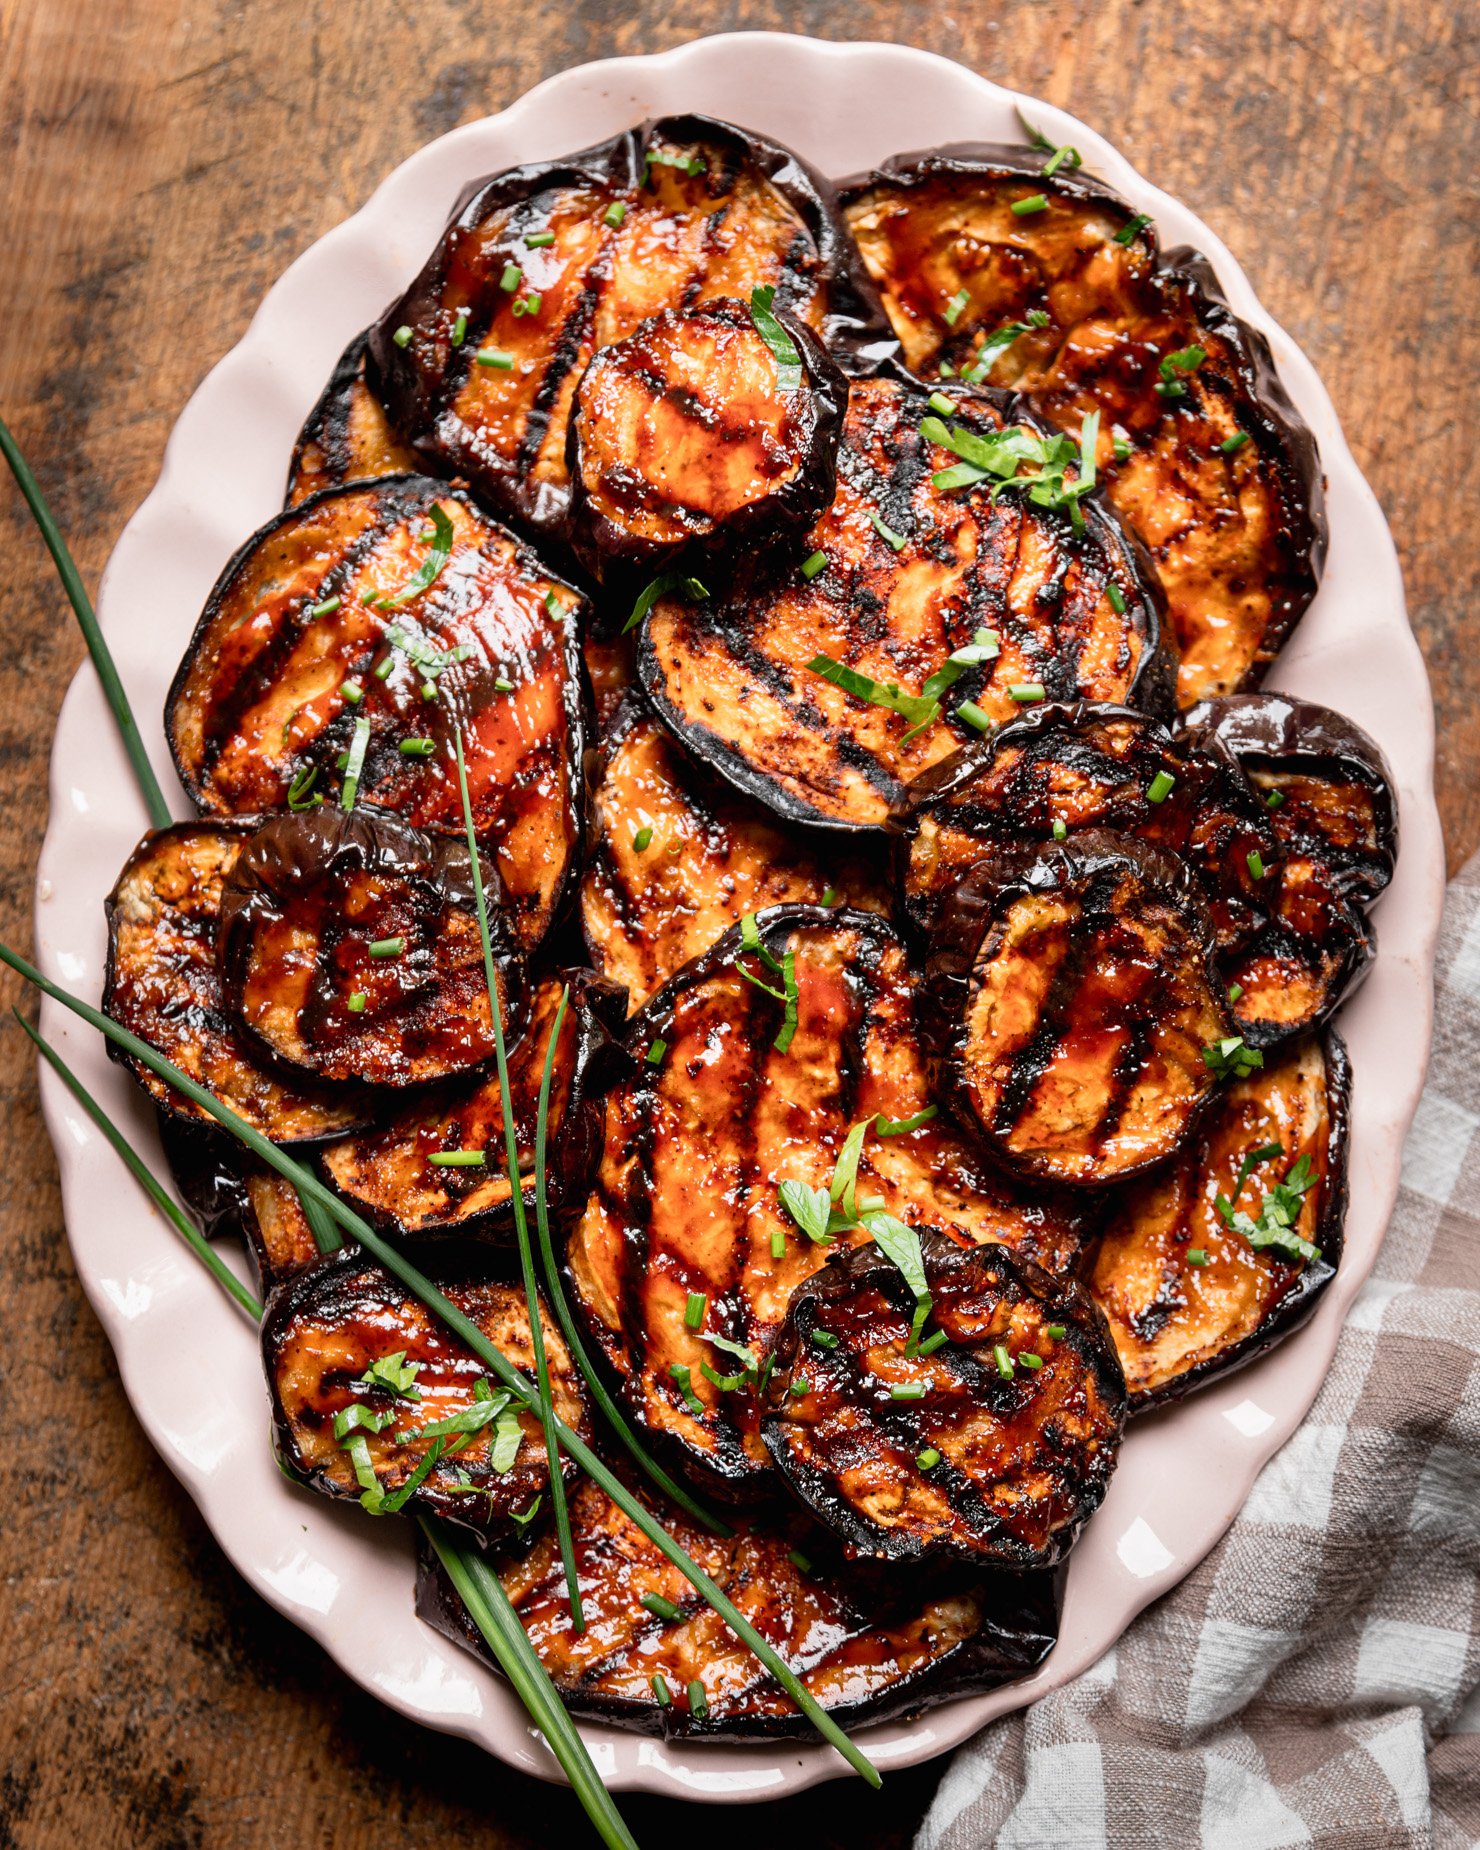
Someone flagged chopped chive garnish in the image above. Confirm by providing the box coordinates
[287,765,321,812]
[800,549,827,580]
[1113,433,1132,461]
[1228,982,1244,1003]
[956,701,991,732]
[1008,683,1045,703]
[525,231,556,247]
[346,992,366,1013]
[1011,193,1049,216]
[869,509,908,551]
[499,262,522,293]
[368,936,405,959]
[400,738,436,757]
[943,287,970,326]
[1187,1248,1210,1267]
[603,200,626,228]
[1266,789,1284,809]
[632,825,653,852]
[916,1447,941,1470]
[1019,1352,1043,1369]
[340,678,363,704]
[429,1149,487,1167]
[1247,850,1266,880]
[1219,430,1251,455]
[770,1226,786,1260]
[1114,212,1153,245]
[494,676,514,693]
[1042,143,1080,176]
[476,348,514,369]
[1046,1324,1067,1340]
[392,325,413,348]
[1107,582,1126,614]
[645,1037,667,1067]
[1203,1035,1264,1080]
[890,1382,927,1401]
[623,567,708,635]
[669,1362,704,1416]
[684,1291,707,1330]
[308,595,341,619]
[1156,344,1207,398]
[644,147,706,180]
[787,1548,812,1571]
[450,310,468,348]
[640,1592,683,1623]
[790,1379,810,1399]
[1051,819,1068,841]
[811,1330,839,1350]
[819,885,839,906]
[421,680,437,702]
[939,361,955,378]
[928,391,956,415]
[994,1343,1015,1379]
[687,1680,709,1719]
[374,655,395,679]
[340,715,370,810]
[651,1673,672,1706]
[512,293,542,318]
[1146,770,1176,805]
[875,1106,938,1136]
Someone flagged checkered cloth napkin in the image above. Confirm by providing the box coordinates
[917,858,1480,1850]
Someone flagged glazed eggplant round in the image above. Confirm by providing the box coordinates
[901,700,1277,954]
[217,808,517,1088]
[318,971,623,1244]
[265,1253,591,1544]
[166,475,588,952]
[582,696,889,1012]
[368,115,882,539]
[638,372,1168,831]
[285,329,420,508]
[762,1233,1126,1568]
[1088,1030,1349,1408]
[924,836,1232,1187]
[566,295,846,587]
[418,1466,1059,1736]
[567,906,1094,1499]
[104,821,371,1144]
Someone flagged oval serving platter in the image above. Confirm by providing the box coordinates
[32,33,1443,1802]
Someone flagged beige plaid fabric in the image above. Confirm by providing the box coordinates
[919,860,1480,1850]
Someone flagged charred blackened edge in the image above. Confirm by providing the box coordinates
[156,1113,252,1240]
[412,1509,1063,1738]
[921,832,1230,1187]
[283,328,406,509]
[565,297,849,595]
[1182,692,1397,906]
[1126,1028,1351,1414]
[761,1230,1127,1569]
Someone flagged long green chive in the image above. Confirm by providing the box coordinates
[1011,194,1049,216]
[340,716,370,809]
[1146,770,1176,805]
[800,550,827,580]
[956,701,991,732]
[640,1591,683,1623]
[428,1149,486,1168]
[917,1447,941,1470]
[684,1292,706,1331]
[1219,430,1251,455]
[368,936,405,959]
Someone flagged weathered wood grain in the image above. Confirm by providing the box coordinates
[0,2,1474,1843]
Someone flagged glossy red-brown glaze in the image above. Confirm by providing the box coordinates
[286,332,420,507]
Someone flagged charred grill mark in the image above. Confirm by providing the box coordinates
[987,903,1099,1139]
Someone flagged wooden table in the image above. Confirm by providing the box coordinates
[1,4,1473,1843]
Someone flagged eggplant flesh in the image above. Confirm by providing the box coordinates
[104,821,371,1144]
[286,331,420,508]
[368,115,882,541]
[763,1233,1125,1568]
[1088,1031,1349,1408]
[264,1252,590,1543]
[581,697,890,1012]
[417,1466,1059,1735]
[165,475,588,953]
[638,372,1167,832]
[318,971,624,1245]
[901,701,1277,954]
[567,295,846,588]
[924,836,1232,1187]
[156,1122,329,1289]
[567,906,1095,1499]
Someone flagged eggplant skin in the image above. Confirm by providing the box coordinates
[638,371,1170,833]
[567,296,847,589]
[216,807,518,1089]
[581,695,890,1012]
[762,1233,1126,1569]
[924,835,1233,1188]
[900,700,1277,955]
[318,970,626,1246]
[368,115,886,540]
[567,905,1096,1500]
[165,473,589,953]
[285,330,420,508]
[1088,1031,1349,1410]
[104,821,372,1145]
[263,1251,591,1544]
[416,1466,1060,1736]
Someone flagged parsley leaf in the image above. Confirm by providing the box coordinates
[1216,1151,1321,1263]
[779,1179,834,1243]
[749,284,802,392]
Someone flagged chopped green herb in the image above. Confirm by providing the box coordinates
[494,676,514,693]
[874,1106,938,1137]
[339,678,363,704]
[779,1179,834,1244]
[476,348,514,370]
[1216,1151,1321,1262]
[1187,1248,1210,1267]
[1203,1035,1265,1081]
[640,1592,683,1623]
[684,1292,707,1331]
[1155,344,1207,398]
[806,651,938,734]
[512,293,542,318]
[632,825,653,852]
[918,1328,948,1356]
[500,262,522,293]
[994,1343,1015,1379]
[525,230,556,248]
[1266,789,1284,810]
[450,309,468,348]
[645,1036,667,1067]
[509,1497,542,1530]
[1228,982,1244,1003]
[333,1402,395,1439]
[1046,1324,1067,1340]
[346,991,366,1012]
[374,654,395,679]
[1107,582,1127,614]
[308,595,342,619]
[623,567,708,636]
[668,1362,704,1416]
[928,391,957,416]
[1219,430,1251,455]
[921,408,1100,529]
[800,550,827,580]
[1051,819,1068,841]
[1042,143,1081,176]
[1114,212,1154,246]
[819,885,839,907]
[645,147,706,180]
[1011,194,1049,217]
[340,716,370,810]
[287,764,321,812]
[869,509,908,551]
[368,936,405,959]
[1112,432,1132,461]
[770,1226,786,1260]
[1019,1352,1043,1369]
[1009,683,1045,703]
[811,1330,839,1351]
[787,1547,812,1571]
[603,200,627,228]
[428,1149,487,1168]
[956,701,991,732]
[1146,770,1176,805]
[651,1672,672,1706]
[961,318,1041,385]
[360,1351,423,1399]
[400,738,436,757]
[1247,849,1266,880]
[943,287,971,326]
[890,1382,927,1401]
[917,1447,942,1470]
[388,504,455,608]
[749,283,803,392]
[392,324,413,348]
[687,1679,709,1719]
[790,1378,810,1399]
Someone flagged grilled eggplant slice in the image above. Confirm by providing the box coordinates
[417,1467,1059,1735]
[265,1252,590,1543]
[318,971,623,1245]
[902,701,1277,953]
[638,372,1168,831]
[286,331,420,507]
[763,1233,1125,1567]
[567,907,1095,1498]
[242,1166,327,1289]
[369,116,880,540]
[157,1123,331,1288]
[582,697,889,1011]
[166,475,587,952]
[924,836,1232,1187]
[1088,1031,1348,1408]
[567,295,846,588]
[104,822,370,1143]
[216,808,515,1088]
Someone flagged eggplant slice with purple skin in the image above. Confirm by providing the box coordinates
[762,1233,1126,1568]
[265,1250,591,1545]
[285,330,421,508]
[841,148,1326,709]
[900,700,1277,954]
[104,821,372,1144]
[582,696,890,1012]
[566,295,847,591]
[216,807,517,1089]
[156,1121,332,1290]
[1088,1030,1349,1409]
[318,970,624,1246]
[567,905,1096,1501]
[638,371,1169,832]
[419,1463,1060,1736]
[368,115,885,543]
[166,475,588,953]
[923,835,1233,1188]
